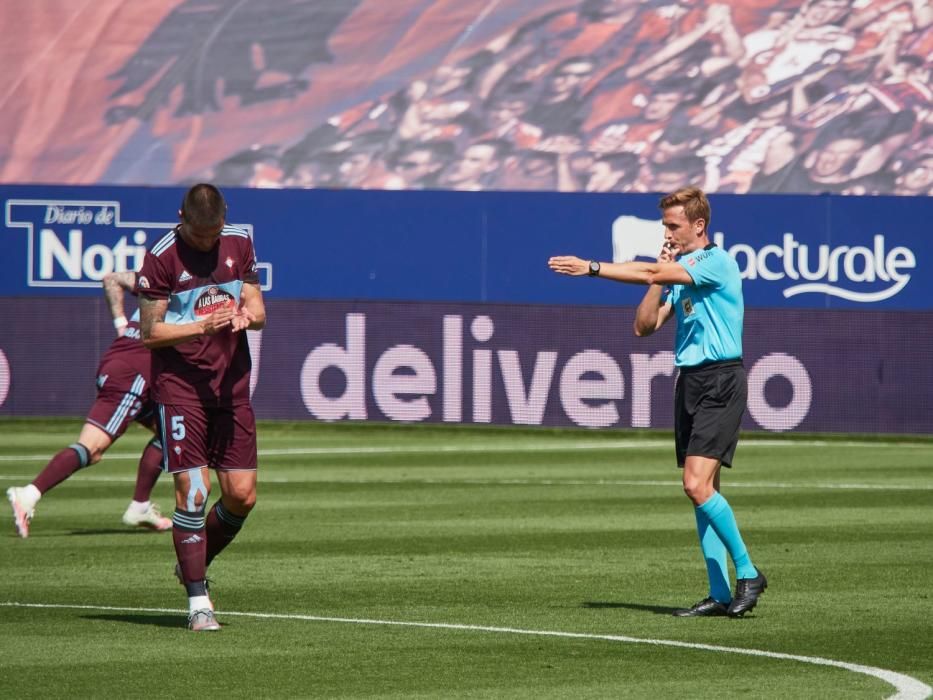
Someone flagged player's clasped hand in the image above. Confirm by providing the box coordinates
[548,255,588,275]
[201,306,237,335]
[231,307,256,332]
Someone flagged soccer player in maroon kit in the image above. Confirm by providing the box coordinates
[6,271,172,537]
[137,183,266,632]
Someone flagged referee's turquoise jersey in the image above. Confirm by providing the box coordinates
[663,244,743,367]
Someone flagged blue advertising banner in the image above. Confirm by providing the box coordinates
[2,185,930,310]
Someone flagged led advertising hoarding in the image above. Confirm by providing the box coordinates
[2,186,930,434]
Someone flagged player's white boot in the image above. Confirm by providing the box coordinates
[122,501,172,531]
[6,486,39,538]
[187,608,221,632]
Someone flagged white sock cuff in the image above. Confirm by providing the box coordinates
[188,595,212,614]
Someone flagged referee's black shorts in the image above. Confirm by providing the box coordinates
[674,359,746,469]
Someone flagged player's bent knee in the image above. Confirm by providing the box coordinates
[219,471,257,511]
[175,490,211,510]
[174,469,211,510]
[226,490,256,512]
[77,423,115,458]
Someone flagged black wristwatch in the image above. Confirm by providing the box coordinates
[588,260,601,277]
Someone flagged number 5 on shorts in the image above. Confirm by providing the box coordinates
[171,415,186,440]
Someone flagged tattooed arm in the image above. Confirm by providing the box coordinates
[138,294,235,349]
[102,271,137,337]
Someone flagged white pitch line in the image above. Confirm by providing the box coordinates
[0,473,930,491]
[1,601,929,700]
[2,469,931,491]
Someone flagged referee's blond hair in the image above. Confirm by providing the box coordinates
[659,187,710,233]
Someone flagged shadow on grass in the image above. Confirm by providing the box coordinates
[83,613,236,629]
[582,601,679,615]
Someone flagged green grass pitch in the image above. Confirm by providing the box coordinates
[1,418,931,699]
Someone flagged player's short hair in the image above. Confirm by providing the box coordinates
[658,186,711,231]
[181,183,226,228]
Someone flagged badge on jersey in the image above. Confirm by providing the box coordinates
[681,297,695,316]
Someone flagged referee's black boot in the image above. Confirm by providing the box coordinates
[672,597,729,617]
[727,569,767,617]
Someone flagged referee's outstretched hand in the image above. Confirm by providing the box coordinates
[548,255,587,276]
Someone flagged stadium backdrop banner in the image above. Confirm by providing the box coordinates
[3,1,930,198]
[2,185,931,434]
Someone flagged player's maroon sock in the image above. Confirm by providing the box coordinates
[132,438,163,502]
[172,508,208,591]
[205,500,248,567]
[31,443,91,494]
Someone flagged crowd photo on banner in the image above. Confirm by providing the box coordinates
[196,0,931,195]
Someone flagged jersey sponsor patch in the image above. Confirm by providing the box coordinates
[178,270,192,283]
[194,286,236,316]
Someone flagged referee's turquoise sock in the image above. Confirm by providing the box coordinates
[694,507,732,603]
[697,492,757,580]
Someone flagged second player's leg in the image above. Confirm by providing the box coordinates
[122,429,172,531]
[76,423,116,465]
[30,422,113,496]
[6,422,116,538]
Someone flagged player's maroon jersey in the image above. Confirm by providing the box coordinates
[136,224,259,406]
[98,315,151,373]
[90,314,156,436]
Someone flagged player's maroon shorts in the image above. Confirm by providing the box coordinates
[157,402,257,473]
[86,357,155,439]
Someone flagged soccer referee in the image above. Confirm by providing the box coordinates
[548,186,766,618]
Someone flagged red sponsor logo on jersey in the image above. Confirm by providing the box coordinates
[688,258,696,267]
[194,286,235,316]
